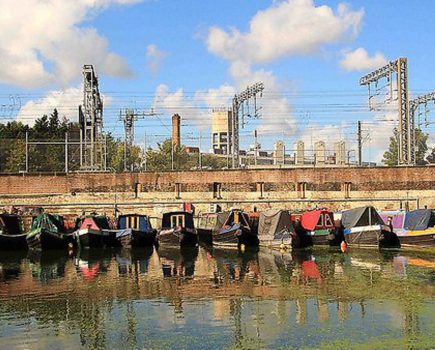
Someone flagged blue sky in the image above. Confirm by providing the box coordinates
[1,0,434,162]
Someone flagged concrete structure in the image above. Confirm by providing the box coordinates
[315,141,326,165]
[273,141,285,165]
[334,141,346,165]
[211,109,232,155]
[295,141,304,165]
[1,167,433,216]
[172,114,181,148]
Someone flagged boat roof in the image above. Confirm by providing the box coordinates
[404,209,435,230]
[118,213,150,218]
[31,213,65,233]
[258,209,294,238]
[341,206,384,229]
[301,210,334,231]
[79,215,110,230]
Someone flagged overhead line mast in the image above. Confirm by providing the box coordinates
[231,82,264,168]
[359,58,413,165]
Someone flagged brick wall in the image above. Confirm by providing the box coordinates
[0,166,434,195]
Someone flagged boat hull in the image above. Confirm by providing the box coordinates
[116,231,132,247]
[312,234,330,245]
[27,230,75,250]
[131,229,157,247]
[398,233,435,248]
[197,228,213,245]
[259,237,292,250]
[345,227,400,248]
[158,228,198,247]
[0,233,28,250]
[213,227,259,248]
[76,229,105,248]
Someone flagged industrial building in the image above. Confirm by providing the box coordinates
[211,108,232,155]
[334,141,346,165]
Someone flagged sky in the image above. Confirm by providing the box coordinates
[0,0,434,163]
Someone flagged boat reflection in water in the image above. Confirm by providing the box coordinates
[157,245,198,278]
[0,247,433,349]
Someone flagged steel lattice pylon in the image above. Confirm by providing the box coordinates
[119,108,160,171]
[360,58,413,165]
[79,65,104,171]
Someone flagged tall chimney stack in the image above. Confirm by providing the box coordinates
[172,114,181,148]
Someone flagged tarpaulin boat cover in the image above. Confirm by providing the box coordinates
[404,209,434,230]
[221,210,250,229]
[214,212,230,232]
[78,216,110,231]
[258,209,294,240]
[162,211,195,229]
[301,210,334,231]
[380,211,406,229]
[118,214,152,231]
[0,214,22,235]
[31,213,65,233]
[341,206,384,229]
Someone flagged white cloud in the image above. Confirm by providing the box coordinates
[146,44,168,74]
[152,83,235,130]
[16,85,114,126]
[206,0,363,64]
[16,87,83,126]
[0,0,140,88]
[229,61,296,136]
[340,48,388,71]
[204,0,364,137]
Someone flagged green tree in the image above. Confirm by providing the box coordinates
[106,134,143,172]
[3,139,26,173]
[415,129,429,165]
[382,128,428,166]
[0,121,29,173]
[0,110,81,173]
[382,129,399,166]
[146,139,194,171]
[201,153,228,169]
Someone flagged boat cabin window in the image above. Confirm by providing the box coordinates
[126,216,140,230]
[171,214,185,227]
[324,214,333,227]
[316,215,323,228]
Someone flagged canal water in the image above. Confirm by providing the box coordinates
[0,247,433,350]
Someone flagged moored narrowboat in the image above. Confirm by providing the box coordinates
[0,214,28,250]
[26,213,75,250]
[75,215,124,248]
[341,206,400,248]
[196,213,218,245]
[301,209,336,245]
[382,209,435,248]
[157,211,198,247]
[117,214,157,247]
[258,209,293,250]
[212,209,259,248]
